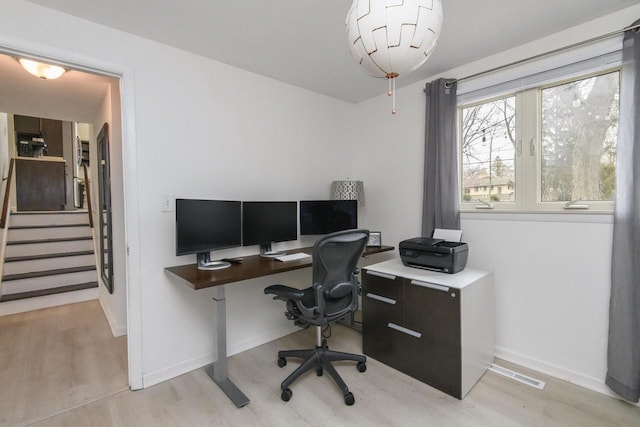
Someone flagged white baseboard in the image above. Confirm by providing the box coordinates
[0,288,98,317]
[142,325,296,388]
[98,297,127,337]
[495,345,638,405]
[142,352,213,389]
[228,325,298,357]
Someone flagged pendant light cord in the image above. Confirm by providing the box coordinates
[387,73,398,114]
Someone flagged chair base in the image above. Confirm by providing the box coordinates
[277,337,366,405]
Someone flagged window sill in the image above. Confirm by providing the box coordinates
[460,210,613,224]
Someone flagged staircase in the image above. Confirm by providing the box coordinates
[0,211,98,303]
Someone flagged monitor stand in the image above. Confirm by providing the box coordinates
[197,252,231,270]
[259,242,286,258]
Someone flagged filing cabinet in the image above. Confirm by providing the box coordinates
[362,259,494,399]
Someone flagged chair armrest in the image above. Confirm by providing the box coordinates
[264,284,305,300]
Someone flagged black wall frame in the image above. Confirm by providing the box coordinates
[97,123,114,294]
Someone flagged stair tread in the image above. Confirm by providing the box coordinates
[3,211,98,301]
[2,265,96,281]
[9,224,91,229]
[6,236,93,245]
[0,282,98,302]
[4,250,95,263]
[11,210,89,215]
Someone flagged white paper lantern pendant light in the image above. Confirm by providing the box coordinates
[346,0,443,114]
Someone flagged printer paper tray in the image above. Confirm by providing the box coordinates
[405,262,446,273]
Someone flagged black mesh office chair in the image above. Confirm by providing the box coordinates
[264,229,370,405]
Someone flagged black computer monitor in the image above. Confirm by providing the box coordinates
[176,198,242,270]
[242,201,298,257]
[299,200,357,235]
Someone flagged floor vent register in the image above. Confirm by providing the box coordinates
[489,363,546,389]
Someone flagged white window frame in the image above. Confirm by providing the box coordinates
[457,38,622,214]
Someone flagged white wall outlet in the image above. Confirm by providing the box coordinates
[161,195,174,212]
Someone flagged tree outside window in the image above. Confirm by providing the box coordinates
[541,72,619,202]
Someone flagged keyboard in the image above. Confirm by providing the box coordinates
[275,253,311,262]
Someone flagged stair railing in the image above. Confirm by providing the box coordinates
[83,163,94,228]
[0,158,15,229]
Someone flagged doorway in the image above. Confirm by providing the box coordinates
[0,53,120,301]
[0,49,133,408]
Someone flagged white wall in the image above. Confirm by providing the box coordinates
[134,46,356,385]
[462,214,613,392]
[0,113,9,184]
[0,112,9,292]
[0,0,357,388]
[354,4,640,398]
[93,81,128,337]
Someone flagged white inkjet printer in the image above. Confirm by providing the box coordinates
[399,237,468,274]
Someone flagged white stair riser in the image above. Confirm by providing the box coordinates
[9,212,90,227]
[5,239,94,257]
[8,226,92,241]
[3,254,97,275]
[2,270,97,295]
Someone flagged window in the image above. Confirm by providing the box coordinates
[459,69,620,212]
[460,95,516,204]
[540,73,619,204]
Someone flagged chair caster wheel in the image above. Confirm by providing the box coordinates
[316,367,323,376]
[281,388,292,402]
[277,357,287,368]
[357,361,366,372]
[344,391,355,406]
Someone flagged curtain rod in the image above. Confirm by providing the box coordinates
[433,22,640,90]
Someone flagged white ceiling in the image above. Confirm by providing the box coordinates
[0,53,114,123]
[3,0,640,112]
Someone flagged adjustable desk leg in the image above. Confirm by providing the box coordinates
[337,310,362,332]
[205,285,250,408]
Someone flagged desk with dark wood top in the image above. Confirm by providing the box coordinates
[164,245,394,408]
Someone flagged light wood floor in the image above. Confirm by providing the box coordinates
[2,302,639,426]
[0,300,128,427]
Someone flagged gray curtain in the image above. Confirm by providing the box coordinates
[422,79,460,237]
[606,23,640,403]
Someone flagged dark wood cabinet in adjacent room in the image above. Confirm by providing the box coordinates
[14,115,41,134]
[14,115,63,157]
[15,158,66,211]
[40,118,63,157]
[362,259,494,399]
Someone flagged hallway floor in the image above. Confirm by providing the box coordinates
[0,300,127,427]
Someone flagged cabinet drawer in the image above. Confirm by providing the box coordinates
[363,292,402,324]
[404,279,461,345]
[406,335,462,399]
[363,269,404,302]
[362,294,403,366]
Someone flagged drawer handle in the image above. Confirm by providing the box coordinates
[387,322,422,338]
[410,280,449,292]
[365,270,396,280]
[365,293,396,305]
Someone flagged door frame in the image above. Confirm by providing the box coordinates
[0,42,144,389]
